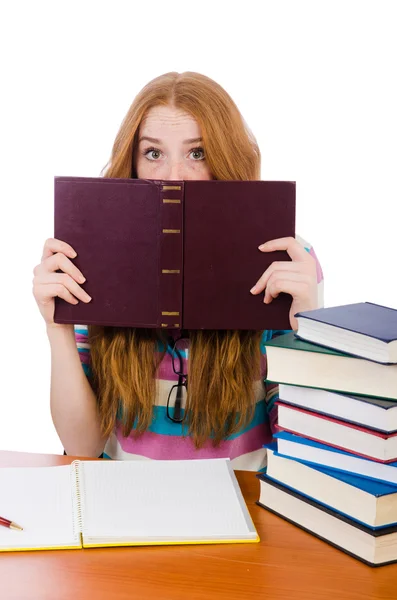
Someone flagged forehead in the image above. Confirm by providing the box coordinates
[140,105,201,138]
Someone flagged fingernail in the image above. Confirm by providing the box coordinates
[258,244,266,250]
[85,295,92,302]
[250,286,257,294]
[71,251,77,258]
[79,275,86,283]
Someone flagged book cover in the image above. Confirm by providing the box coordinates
[264,332,397,400]
[264,448,397,530]
[274,431,397,485]
[265,331,347,357]
[295,303,397,343]
[276,402,397,462]
[308,463,397,496]
[266,441,397,496]
[278,384,397,434]
[257,472,397,535]
[276,402,397,440]
[54,176,295,330]
[256,473,397,567]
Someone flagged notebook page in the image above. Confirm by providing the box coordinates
[79,459,257,543]
[0,465,80,551]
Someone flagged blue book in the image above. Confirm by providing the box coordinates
[265,442,397,530]
[295,302,397,364]
[256,471,397,567]
[274,431,397,486]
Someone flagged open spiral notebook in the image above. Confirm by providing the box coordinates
[0,458,258,552]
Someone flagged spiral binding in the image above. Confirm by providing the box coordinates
[71,460,83,542]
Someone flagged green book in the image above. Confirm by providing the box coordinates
[264,333,397,400]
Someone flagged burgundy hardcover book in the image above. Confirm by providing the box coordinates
[54,177,295,330]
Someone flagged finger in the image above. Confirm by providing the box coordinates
[35,283,79,306]
[42,238,77,261]
[41,253,86,284]
[34,273,92,303]
[250,262,307,294]
[258,237,313,263]
[264,274,311,304]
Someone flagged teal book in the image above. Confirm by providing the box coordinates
[264,332,397,400]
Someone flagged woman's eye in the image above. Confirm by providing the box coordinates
[189,147,205,161]
[144,148,162,160]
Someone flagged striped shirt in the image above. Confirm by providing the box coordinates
[75,236,324,471]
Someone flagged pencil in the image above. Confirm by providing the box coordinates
[0,515,23,531]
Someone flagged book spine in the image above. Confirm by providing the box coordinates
[159,182,184,329]
[71,460,83,541]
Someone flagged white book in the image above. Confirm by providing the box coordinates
[0,458,258,552]
[275,431,397,486]
[278,384,397,433]
[277,402,397,462]
[257,474,397,567]
[266,449,397,528]
[264,332,397,400]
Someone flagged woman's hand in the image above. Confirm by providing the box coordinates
[32,238,91,328]
[250,237,318,330]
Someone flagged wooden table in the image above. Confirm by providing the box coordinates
[0,451,396,600]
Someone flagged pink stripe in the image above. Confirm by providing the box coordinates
[77,351,91,365]
[309,247,324,283]
[266,381,278,393]
[75,333,88,343]
[260,354,267,377]
[269,405,278,435]
[115,423,271,461]
[157,353,186,381]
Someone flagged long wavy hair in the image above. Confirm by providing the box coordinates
[88,72,263,448]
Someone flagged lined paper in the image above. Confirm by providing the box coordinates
[79,458,256,543]
[0,465,80,550]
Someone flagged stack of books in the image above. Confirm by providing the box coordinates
[257,302,397,567]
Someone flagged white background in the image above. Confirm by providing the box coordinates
[1,0,396,454]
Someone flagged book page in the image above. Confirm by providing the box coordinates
[0,465,80,551]
[79,459,257,543]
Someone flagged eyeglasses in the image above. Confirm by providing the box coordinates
[166,335,188,423]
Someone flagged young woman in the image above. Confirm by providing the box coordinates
[32,72,324,470]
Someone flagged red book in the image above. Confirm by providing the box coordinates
[275,401,397,463]
[54,177,295,330]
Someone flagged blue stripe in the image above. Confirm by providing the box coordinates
[260,330,273,353]
[117,399,268,438]
[75,327,88,334]
[157,340,188,359]
[267,391,279,413]
[261,330,292,353]
[82,363,92,377]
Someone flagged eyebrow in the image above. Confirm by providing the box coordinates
[139,136,203,144]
